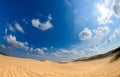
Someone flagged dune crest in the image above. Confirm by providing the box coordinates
[0,54,120,77]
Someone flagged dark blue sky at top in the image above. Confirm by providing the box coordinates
[0,0,78,49]
[0,0,120,61]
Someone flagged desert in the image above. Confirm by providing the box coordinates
[0,49,120,77]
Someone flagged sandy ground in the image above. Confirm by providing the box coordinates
[0,54,120,77]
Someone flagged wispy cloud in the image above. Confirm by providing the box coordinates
[7,22,25,33]
[15,23,25,33]
[8,24,15,32]
[51,49,81,58]
[49,46,99,61]
[107,26,120,43]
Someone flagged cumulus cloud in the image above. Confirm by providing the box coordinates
[112,0,120,17]
[4,35,29,51]
[34,48,45,55]
[40,20,53,31]
[93,26,110,41]
[79,26,110,46]
[4,34,47,55]
[15,23,25,33]
[31,14,53,31]
[79,28,92,40]
[107,26,120,43]
[31,19,41,28]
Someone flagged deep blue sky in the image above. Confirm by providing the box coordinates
[0,0,120,61]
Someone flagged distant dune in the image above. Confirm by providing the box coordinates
[0,47,120,77]
[0,52,8,56]
[73,47,120,61]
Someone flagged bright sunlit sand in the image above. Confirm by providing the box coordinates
[0,54,120,77]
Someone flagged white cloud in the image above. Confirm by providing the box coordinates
[15,23,25,33]
[40,20,53,31]
[4,34,47,55]
[51,49,81,58]
[93,26,110,41]
[31,14,53,31]
[29,47,47,55]
[34,48,45,55]
[97,3,113,25]
[31,19,41,28]
[48,45,101,61]
[51,53,60,57]
[4,35,29,51]
[112,0,120,17]
[42,47,48,51]
[107,26,120,43]
[79,28,92,40]
[8,25,15,32]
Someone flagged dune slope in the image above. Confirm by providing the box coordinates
[0,54,120,77]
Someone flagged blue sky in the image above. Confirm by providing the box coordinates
[0,0,120,61]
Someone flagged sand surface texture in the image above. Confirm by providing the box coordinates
[0,54,120,77]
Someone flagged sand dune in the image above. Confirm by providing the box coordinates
[0,54,120,77]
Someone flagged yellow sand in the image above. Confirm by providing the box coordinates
[0,54,120,77]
